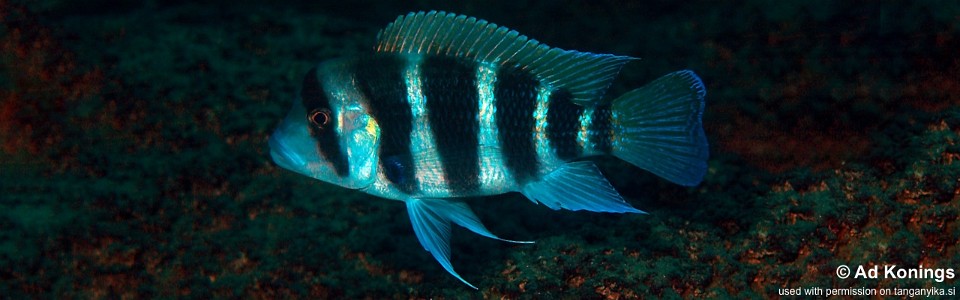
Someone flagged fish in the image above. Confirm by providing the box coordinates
[268,11,708,288]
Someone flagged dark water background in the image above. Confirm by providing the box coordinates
[2,0,959,298]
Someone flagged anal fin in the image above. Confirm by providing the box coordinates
[520,161,644,213]
[406,198,531,289]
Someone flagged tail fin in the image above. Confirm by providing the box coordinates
[610,70,708,186]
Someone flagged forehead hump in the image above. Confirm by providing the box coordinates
[301,66,333,112]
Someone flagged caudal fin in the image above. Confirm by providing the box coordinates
[611,70,708,186]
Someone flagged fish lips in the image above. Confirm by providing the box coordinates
[269,131,309,175]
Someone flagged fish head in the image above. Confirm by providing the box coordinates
[270,60,381,190]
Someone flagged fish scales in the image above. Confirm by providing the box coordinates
[269,10,709,288]
[493,64,541,185]
[590,106,614,154]
[349,53,599,197]
[420,55,481,195]
[546,89,586,160]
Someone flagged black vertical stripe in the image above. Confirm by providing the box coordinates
[301,66,349,177]
[422,56,480,194]
[353,55,419,194]
[591,105,613,154]
[545,89,582,160]
[494,65,540,184]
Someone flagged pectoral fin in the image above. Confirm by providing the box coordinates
[520,161,644,213]
[405,198,531,289]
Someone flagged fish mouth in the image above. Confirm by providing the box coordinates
[268,133,306,172]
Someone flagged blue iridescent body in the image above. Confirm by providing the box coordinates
[269,11,708,288]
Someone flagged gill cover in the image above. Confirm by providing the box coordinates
[316,60,381,188]
[340,105,380,187]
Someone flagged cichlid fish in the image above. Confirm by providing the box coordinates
[269,11,708,288]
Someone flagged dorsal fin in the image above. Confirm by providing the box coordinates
[375,11,636,104]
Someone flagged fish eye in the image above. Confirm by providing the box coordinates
[308,108,332,130]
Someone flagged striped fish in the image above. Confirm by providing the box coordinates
[269,11,708,288]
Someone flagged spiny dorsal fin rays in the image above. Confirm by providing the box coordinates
[375,11,638,105]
